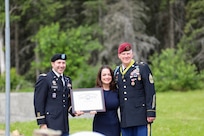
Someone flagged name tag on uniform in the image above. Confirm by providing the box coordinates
[52,93,57,98]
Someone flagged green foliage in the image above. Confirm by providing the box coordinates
[185,0,204,25]
[159,0,176,11]
[73,65,100,88]
[73,64,117,89]
[178,0,204,70]
[0,68,33,92]
[1,0,33,23]
[0,74,5,92]
[184,0,204,36]
[150,48,204,92]
[82,0,107,24]
[159,0,169,11]
[32,23,102,80]
[179,28,204,56]
[25,0,63,27]
[0,4,5,24]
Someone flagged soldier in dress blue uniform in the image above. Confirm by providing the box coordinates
[114,43,156,136]
[34,53,83,136]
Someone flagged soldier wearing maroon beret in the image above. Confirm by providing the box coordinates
[114,42,156,136]
[34,53,83,136]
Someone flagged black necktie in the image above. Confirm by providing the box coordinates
[123,68,126,72]
[59,76,65,86]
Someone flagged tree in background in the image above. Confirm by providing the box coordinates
[99,0,159,65]
[1,0,204,90]
[150,48,204,92]
[178,0,204,71]
[145,0,186,50]
[31,23,102,83]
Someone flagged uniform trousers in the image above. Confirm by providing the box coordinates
[61,132,69,136]
[121,124,151,136]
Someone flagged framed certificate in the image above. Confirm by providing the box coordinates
[70,88,106,113]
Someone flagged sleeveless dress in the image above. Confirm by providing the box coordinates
[93,90,120,136]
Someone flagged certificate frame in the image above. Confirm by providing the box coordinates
[70,88,106,113]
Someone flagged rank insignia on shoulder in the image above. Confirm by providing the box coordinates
[149,74,154,84]
[39,73,47,76]
[140,62,145,65]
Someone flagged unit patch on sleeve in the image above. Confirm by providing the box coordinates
[149,74,154,84]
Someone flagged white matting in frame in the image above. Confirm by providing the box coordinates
[70,88,106,113]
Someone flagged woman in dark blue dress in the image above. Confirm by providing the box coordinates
[92,65,120,136]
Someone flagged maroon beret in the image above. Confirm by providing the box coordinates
[118,42,132,54]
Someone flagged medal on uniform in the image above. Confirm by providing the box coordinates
[52,80,57,85]
[122,75,124,79]
[135,66,139,72]
[138,75,141,80]
[131,78,136,86]
[120,60,135,79]
[131,81,135,86]
[68,83,72,88]
[115,75,118,82]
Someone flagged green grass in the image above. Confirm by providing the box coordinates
[1,90,204,135]
[153,90,204,136]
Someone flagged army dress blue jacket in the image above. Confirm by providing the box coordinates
[34,71,74,133]
[114,61,156,128]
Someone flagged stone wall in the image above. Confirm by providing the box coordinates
[0,92,35,123]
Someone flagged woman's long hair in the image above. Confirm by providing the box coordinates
[96,65,116,91]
